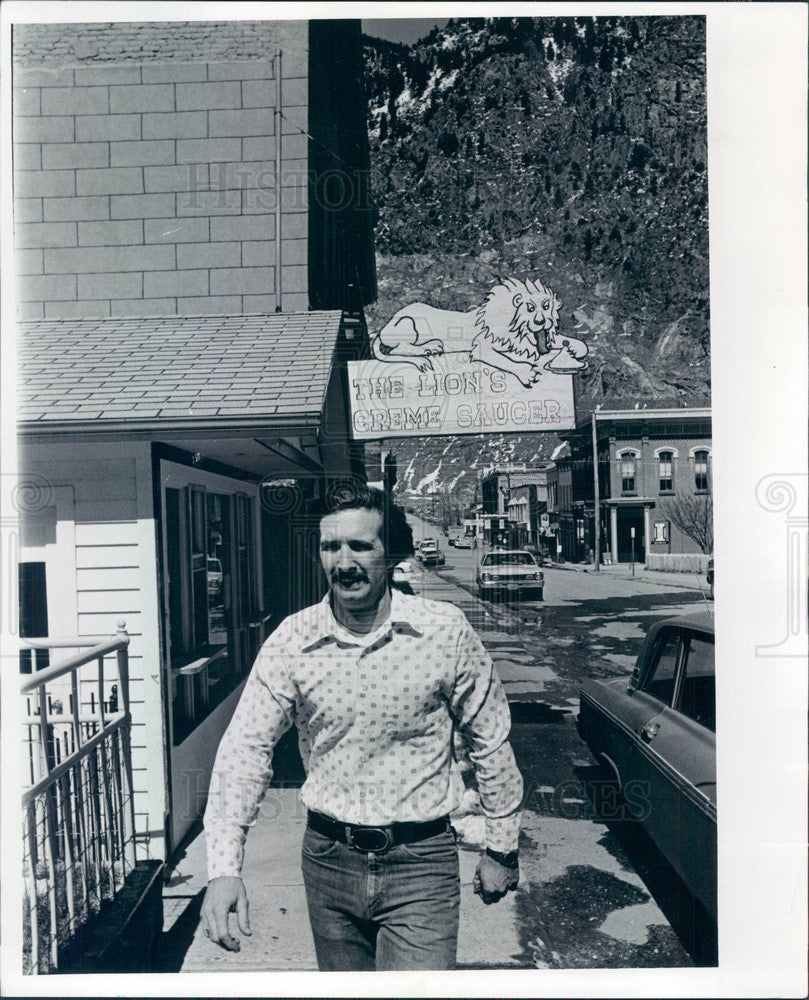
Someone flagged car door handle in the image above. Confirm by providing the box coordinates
[641,721,661,742]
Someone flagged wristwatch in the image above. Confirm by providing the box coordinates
[485,846,519,869]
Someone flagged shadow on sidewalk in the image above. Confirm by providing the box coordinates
[161,888,205,972]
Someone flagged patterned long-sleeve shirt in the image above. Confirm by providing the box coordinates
[204,587,523,878]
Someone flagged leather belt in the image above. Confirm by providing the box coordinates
[307,809,451,854]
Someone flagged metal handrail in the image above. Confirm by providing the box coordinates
[20,636,126,694]
[20,622,137,974]
[20,635,115,649]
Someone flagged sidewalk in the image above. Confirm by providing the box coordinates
[560,560,707,594]
[162,571,540,972]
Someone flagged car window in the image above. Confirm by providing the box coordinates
[677,634,716,732]
[643,629,680,705]
[482,552,535,567]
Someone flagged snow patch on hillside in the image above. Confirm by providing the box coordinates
[415,461,442,494]
[547,55,574,87]
[401,453,418,492]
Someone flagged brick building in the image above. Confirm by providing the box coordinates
[555,407,712,568]
[480,465,550,546]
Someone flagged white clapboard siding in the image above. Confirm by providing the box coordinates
[131,744,159,774]
[75,522,140,546]
[76,544,140,569]
[77,566,142,591]
[78,611,142,637]
[78,589,141,614]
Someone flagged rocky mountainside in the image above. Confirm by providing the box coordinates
[361,16,710,505]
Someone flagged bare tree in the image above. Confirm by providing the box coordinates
[660,490,713,554]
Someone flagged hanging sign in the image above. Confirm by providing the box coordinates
[347,278,588,440]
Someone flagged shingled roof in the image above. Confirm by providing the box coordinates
[16,312,345,430]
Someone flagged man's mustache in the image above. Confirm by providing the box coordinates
[332,570,368,585]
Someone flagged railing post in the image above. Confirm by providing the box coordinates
[115,621,137,869]
[24,801,40,973]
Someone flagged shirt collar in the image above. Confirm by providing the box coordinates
[301,587,423,652]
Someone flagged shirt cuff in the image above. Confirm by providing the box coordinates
[205,828,246,881]
[485,811,521,854]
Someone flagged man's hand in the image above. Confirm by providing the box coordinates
[472,853,519,905]
[201,875,251,951]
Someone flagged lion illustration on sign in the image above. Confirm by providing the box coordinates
[371,277,588,387]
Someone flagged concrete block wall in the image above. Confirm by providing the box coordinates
[13,22,310,318]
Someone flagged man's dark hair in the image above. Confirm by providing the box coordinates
[315,483,414,563]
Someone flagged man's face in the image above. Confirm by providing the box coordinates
[319,507,390,616]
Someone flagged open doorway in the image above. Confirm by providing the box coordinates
[616,506,645,564]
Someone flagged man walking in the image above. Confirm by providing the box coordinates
[201,485,523,970]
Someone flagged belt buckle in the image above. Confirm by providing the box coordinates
[346,824,393,854]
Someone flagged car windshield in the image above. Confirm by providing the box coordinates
[482,552,535,567]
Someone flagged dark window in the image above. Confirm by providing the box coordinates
[658,451,673,492]
[677,635,715,731]
[620,453,637,493]
[643,629,680,704]
[18,562,49,673]
[694,450,710,491]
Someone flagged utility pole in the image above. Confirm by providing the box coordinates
[591,412,601,571]
[383,451,397,499]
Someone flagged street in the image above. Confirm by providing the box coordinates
[407,516,717,967]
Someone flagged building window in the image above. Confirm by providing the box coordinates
[620,452,637,493]
[694,450,710,491]
[658,451,673,492]
[18,562,50,673]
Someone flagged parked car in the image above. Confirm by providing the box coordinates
[207,557,223,596]
[578,612,716,921]
[476,549,544,600]
[706,557,714,599]
[454,533,476,549]
[418,539,445,567]
[392,560,418,586]
[391,560,419,594]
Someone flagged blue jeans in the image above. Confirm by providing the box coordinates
[301,825,460,971]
